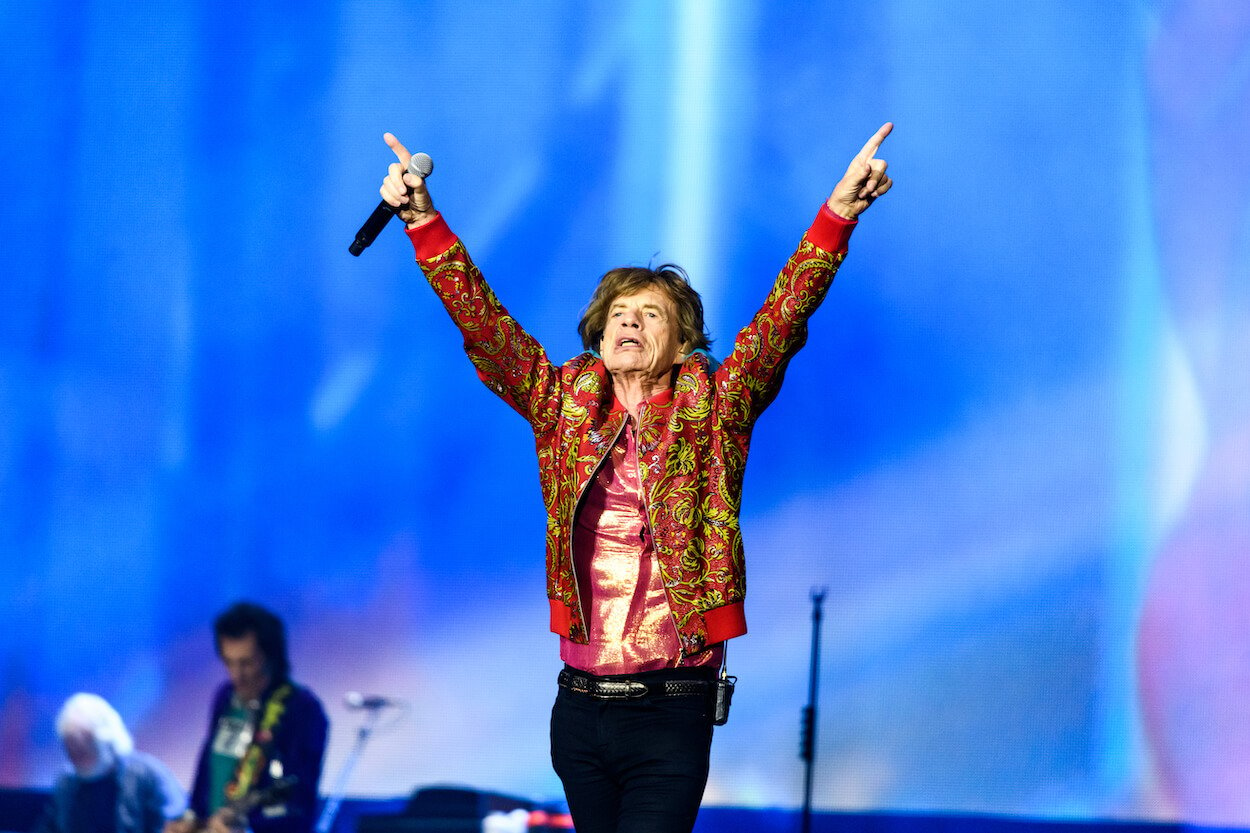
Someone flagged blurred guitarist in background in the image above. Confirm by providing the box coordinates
[164,602,328,833]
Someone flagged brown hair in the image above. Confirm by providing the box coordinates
[577,263,712,353]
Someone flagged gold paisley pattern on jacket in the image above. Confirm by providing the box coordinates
[418,218,844,655]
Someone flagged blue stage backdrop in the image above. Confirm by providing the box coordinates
[2,0,1248,826]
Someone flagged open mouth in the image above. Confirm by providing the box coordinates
[616,336,641,349]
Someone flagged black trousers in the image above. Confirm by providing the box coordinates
[549,667,715,833]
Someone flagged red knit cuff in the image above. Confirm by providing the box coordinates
[549,599,573,638]
[704,602,747,644]
[404,213,458,261]
[807,204,857,255]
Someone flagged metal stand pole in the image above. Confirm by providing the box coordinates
[800,588,827,833]
[314,708,382,833]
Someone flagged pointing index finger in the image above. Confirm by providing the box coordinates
[383,131,412,168]
[856,122,894,162]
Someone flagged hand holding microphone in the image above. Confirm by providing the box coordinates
[349,132,435,256]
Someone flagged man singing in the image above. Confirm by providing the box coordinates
[377,123,893,833]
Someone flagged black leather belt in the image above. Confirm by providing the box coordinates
[558,668,711,700]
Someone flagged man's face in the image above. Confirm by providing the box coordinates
[218,632,272,702]
[599,287,686,379]
[62,725,104,776]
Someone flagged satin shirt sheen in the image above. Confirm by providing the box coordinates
[560,413,720,675]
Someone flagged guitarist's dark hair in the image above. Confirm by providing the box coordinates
[214,601,291,683]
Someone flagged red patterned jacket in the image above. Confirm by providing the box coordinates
[407,205,855,656]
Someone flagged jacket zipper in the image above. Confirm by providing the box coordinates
[567,413,628,638]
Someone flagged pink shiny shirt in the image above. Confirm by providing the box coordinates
[560,408,722,675]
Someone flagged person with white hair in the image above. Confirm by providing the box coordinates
[39,693,186,833]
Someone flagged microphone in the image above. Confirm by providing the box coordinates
[343,691,404,710]
[349,152,434,256]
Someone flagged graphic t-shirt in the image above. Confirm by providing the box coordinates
[207,700,257,813]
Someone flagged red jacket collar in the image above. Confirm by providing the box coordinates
[609,378,676,413]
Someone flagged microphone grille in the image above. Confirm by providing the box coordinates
[408,152,434,179]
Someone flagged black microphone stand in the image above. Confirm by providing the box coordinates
[800,587,827,833]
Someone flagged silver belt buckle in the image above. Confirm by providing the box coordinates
[596,680,648,699]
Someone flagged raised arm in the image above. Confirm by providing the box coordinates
[380,133,562,433]
[720,122,895,421]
